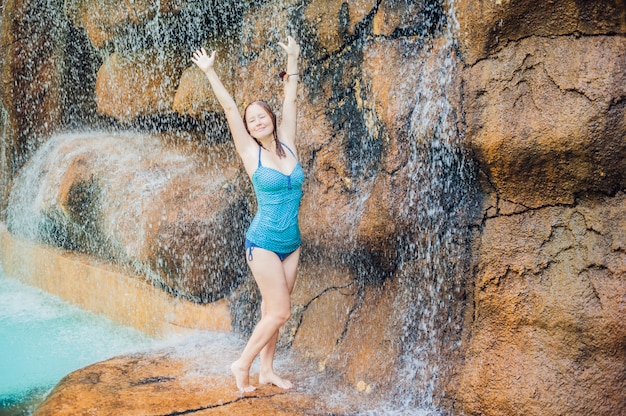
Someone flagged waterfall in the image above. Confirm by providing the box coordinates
[389,2,476,412]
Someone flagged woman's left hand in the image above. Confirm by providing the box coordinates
[278,36,300,59]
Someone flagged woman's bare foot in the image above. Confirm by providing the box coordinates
[231,361,256,393]
[259,371,293,390]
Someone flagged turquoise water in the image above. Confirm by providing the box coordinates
[0,270,155,415]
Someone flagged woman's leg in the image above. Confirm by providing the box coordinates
[231,247,294,392]
[259,248,300,388]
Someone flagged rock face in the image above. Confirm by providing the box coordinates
[454,1,626,414]
[0,0,624,415]
[33,333,346,416]
[458,194,626,415]
[6,133,250,302]
[464,35,626,207]
[455,0,626,65]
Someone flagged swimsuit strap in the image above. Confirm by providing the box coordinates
[257,142,297,167]
[279,142,297,159]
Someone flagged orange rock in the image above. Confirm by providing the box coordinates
[8,133,248,303]
[290,260,356,362]
[95,50,189,122]
[0,0,63,198]
[64,0,183,49]
[240,0,299,55]
[464,35,626,207]
[373,0,444,37]
[172,67,217,117]
[325,279,403,395]
[33,339,340,416]
[233,47,285,109]
[357,36,465,271]
[298,137,358,254]
[173,39,241,117]
[457,193,626,415]
[303,0,377,55]
[455,0,626,64]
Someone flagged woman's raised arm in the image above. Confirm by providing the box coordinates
[277,37,300,150]
[191,48,255,157]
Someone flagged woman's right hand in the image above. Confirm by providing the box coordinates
[191,47,215,74]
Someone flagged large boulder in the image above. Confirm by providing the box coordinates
[65,0,162,49]
[456,192,626,415]
[6,133,249,302]
[33,333,343,416]
[455,0,626,64]
[464,35,626,207]
[64,0,237,49]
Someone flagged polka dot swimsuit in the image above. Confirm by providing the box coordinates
[245,142,304,254]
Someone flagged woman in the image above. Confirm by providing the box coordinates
[191,36,303,393]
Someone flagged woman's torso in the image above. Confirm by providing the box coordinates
[245,143,304,253]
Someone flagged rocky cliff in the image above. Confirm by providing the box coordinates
[0,0,624,415]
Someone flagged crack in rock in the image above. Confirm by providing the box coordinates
[131,376,176,386]
[153,392,286,416]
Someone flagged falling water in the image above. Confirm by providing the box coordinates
[376,1,476,413]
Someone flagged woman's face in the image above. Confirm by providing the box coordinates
[245,104,274,141]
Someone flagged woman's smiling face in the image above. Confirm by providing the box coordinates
[245,103,275,141]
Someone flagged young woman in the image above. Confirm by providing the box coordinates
[191,36,303,393]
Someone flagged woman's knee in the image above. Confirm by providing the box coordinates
[266,307,291,325]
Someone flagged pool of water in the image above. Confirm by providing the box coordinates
[0,270,155,415]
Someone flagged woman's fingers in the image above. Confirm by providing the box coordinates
[191,48,212,58]
[191,48,216,61]
[191,48,216,68]
[278,36,299,55]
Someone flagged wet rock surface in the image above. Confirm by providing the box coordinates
[454,2,626,414]
[464,35,626,207]
[0,0,624,415]
[33,333,348,416]
[457,192,626,415]
[455,0,626,64]
[6,133,249,302]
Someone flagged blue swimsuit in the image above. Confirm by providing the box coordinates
[245,142,305,261]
